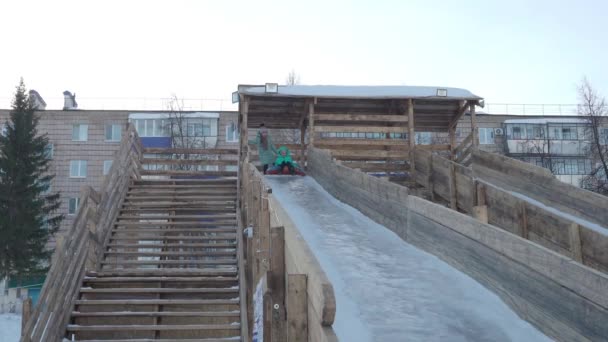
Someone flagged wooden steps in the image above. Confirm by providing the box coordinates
[66,176,244,341]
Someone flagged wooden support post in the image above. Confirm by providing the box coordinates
[472,206,488,223]
[449,162,457,210]
[569,223,583,263]
[470,102,478,149]
[407,99,416,178]
[299,101,309,168]
[287,274,308,342]
[428,153,435,201]
[518,201,529,239]
[21,297,32,336]
[256,188,271,285]
[449,126,456,161]
[263,291,273,342]
[239,95,250,163]
[308,101,316,148]
[270,227,287,342]
[476,181,487,207]
[247,234,254,336]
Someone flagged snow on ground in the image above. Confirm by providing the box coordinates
[266,176,550,342]
[0,314,21,342]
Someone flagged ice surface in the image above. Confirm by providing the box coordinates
[266,176,550,342]
[0,314,21,342]
[240,85,482,100]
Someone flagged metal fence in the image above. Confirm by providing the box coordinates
[0,96,585,116]
[0,97,237,112]
[482,103,580,116]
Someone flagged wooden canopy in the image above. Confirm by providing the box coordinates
[237,84,484,177]
[237,85,483,132]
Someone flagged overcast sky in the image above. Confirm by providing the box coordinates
[0,0,607,111]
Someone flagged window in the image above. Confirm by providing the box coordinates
[562,127,576,140]
[478,128,495,145]
[512,126,522,139]
[103,160,113,175]
[415,132,432,145]
[226,122,238,142]
[69,160,87,178]
[68,197,80,215]
[105,124,122,141]
[44,143,54,159]
[132,119,171,137]
[72,124,88,141]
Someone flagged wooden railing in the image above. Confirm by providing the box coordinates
[141,147,238,177]
[21,126,142,342]
[413,148,608,274]
[453,130,474,164]
[239,158,337,342]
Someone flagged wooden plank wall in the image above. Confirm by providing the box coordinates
[22,126,143,342]
[308,147,608,342]
[414,149,608,274]
[471,150,608,227]
[312,109,412,174]
[239,161,338,342]
[239,162,337,342]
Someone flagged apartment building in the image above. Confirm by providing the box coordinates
[0,108,239,243]
[452,113,608,187]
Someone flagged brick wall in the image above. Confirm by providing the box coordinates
[0,109,238,247]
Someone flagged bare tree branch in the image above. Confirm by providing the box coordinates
[578,77,608,195]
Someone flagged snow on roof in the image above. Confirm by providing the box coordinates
[504,118,588,125]
[239,85,482,100]
[129,112,219,120]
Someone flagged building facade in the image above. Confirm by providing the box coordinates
[0,109,239,245]
[450,113,608,187]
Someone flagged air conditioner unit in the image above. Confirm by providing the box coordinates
[494,128,504,135]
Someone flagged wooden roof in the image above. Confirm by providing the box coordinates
[238,85,483,131]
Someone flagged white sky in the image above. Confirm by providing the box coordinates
[0,0,607,111]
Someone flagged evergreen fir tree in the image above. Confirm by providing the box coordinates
[0,79,63,279]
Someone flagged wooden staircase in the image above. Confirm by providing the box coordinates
[65,178,245,341]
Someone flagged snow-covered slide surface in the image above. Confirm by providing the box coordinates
[266,176,550,342]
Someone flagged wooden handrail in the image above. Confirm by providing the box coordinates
[453,131,473,158]
[21,125,142,342]
[142,147,238,155]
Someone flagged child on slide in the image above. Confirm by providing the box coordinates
[267,146,305,176]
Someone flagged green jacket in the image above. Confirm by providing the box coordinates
[275,146,294,166]
[249,133,277,165]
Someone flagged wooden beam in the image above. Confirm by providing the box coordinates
[308,101,316,147]
[449,161,457,210]
[142,148,238,155]
[313,125,407,134]
[449,100,469,130]
[518,201,529,239]
[470,102,478,149]
[408,99,415,179]
[315,114,408,122]
[569,223,583,263]
[449,126,456,161]
[287,274,308,342]
[270,226,287,342]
